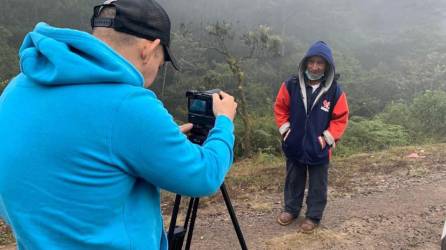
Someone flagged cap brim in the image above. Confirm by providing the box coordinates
[163,45,180,71]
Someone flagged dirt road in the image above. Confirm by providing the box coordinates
[175,147,446,249]
[2,145,445,249]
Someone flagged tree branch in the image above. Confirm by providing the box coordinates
[207,47,230,57]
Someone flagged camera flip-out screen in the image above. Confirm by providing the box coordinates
[189,99,207,114]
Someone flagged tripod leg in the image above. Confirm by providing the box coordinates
[221,183,248,250]
[183,198,195,229]
[168,194,182,246]
[185,198,200,250]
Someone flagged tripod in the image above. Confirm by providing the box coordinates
[167,182,248,250]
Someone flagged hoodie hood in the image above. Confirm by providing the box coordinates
[297,41,336,112]
[19,22,144,86]
[302,41,335,70]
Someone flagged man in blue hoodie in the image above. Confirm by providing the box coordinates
[0,0,237,249]
[274,41,349,233]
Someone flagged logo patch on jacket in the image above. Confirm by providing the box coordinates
[321,100,331,112]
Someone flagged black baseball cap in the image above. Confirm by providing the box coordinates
[91,0,179,70]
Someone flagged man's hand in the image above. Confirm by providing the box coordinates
[283,129,291,141]
[212,91,237,121]
[180,123,193,134]
[318,136,327,149]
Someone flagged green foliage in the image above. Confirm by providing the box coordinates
[378,90,446,142]
[241,25,282,57]
[0,26,19,82]
[233,114,281,157]
[409,91,446,139]
[250,115,281,154]
[335,116,410,155]
[377,102,411,127]
[206,21,234,41]
[1,0,446,157]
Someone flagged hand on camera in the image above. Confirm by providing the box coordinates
[180,123,193,134]
[212,91,237,121]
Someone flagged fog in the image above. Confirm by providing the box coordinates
[1,0,446,116]
[160,0,446,38]
[153,0,446,70]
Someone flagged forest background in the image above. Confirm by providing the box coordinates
[1,0,446,158]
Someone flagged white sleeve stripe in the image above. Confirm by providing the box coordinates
[279,122,290,135]
[323,130,335,146]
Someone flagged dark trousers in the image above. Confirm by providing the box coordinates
[283,159,329,223]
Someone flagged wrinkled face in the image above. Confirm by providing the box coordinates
[142,45,165,88]
[306,56,327,76]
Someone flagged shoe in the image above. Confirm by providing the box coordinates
[277,211,296,226]
[300,218,318,233]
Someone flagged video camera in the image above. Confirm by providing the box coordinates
[186,89,221,145]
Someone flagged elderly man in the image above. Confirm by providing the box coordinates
[0,0,237,249]
[274,41,349,233]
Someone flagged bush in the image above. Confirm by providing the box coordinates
[377,102,411,127]
[239,114,412,158]
[335,116,410,156]
[378,90,446,142]
[234,114,281,158]
[409,90,446,140]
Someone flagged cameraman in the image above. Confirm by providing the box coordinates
[0,0,236,249]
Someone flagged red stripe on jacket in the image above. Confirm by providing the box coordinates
[328,92,349,141]
[273,82,290,129]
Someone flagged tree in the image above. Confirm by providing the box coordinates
[205,22,281,156]
[0,26,19,83]
[409,90,446,140]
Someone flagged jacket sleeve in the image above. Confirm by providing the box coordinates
[323,92,349,147]
[110,90,234,197]
[274,82,291,135]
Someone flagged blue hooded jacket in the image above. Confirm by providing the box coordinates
[0,23,234,250]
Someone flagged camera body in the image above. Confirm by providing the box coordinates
[186,89,221,145]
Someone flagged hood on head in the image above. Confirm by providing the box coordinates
[297,40,335,86]
[303,41,335,69]
[296,41,337,113]
[19,22,143,86]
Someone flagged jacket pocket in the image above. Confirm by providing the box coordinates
[282,130,303,159]
[306,135,328,161]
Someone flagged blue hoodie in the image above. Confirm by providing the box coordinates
[0,23,234,250]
